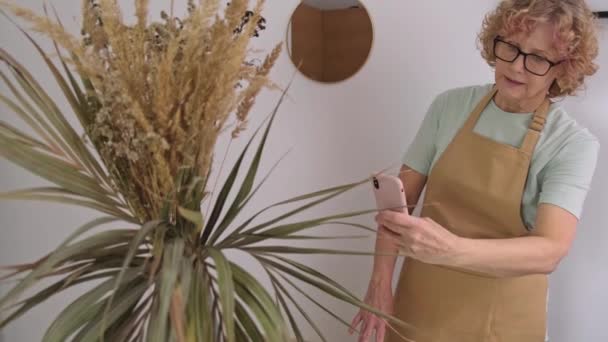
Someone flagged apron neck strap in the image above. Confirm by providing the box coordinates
[520,98,550,155]
[462,86,498,132]
[463,85,551,155]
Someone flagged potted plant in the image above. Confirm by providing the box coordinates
[0,1,409,341]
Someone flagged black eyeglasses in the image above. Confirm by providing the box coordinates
[493,36,562,76]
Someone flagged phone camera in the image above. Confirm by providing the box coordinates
[373,177,379,189]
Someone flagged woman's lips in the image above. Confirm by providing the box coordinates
[505,76,525,86]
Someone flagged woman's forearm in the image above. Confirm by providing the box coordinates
[370,225,400,286]
[450,235,567,277]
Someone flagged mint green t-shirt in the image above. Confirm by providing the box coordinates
[402,84,600,229]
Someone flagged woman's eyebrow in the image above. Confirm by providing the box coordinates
[529,47,551,57]
[507,39,552,58]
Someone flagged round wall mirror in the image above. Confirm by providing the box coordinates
[286,0,374,83]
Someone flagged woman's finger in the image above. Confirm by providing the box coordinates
[349,311,362,334]
[382,221,403,234]
[377,227,402,242]
[376,319,387,342]
[359,317,374,342]
[380,221,403,235]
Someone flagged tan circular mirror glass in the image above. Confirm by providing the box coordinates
[286,0,373,83]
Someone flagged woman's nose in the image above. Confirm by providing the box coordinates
[511,54,526,73]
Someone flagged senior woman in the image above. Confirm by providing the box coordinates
[349,0,601,341]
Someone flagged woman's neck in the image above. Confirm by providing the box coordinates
[494,92,546,113]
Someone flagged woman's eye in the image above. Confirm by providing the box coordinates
[530,54,547,63]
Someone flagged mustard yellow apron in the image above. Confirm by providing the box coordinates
[386,86,550,342]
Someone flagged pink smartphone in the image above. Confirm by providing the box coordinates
[371,173,408,214]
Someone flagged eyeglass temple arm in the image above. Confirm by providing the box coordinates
[594,11,608,19]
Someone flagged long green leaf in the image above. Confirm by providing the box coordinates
[200,145,246,245]
[263,253,358,302]
[13,9,84,128]
[42,268,142,342]
[146,291,162,341]
[273,269,367,337]
[209,77,294,246]
[208,248,235,342]
[68,245,149,265]
[0,69,63,154]
[0,216,123,309]
[148,238,184,342]
[254,255,412,331]
[187,263,213,342]
[242,233,369,241]
[0,120,50,150]
[65,217,125,247]
[231,148,291,225]
[17,24,104,177]
[232,209,379,248]
[229,260,286,341]
[3,229,139,289]
[0,189,133,221]
[259,264,305,342]
[200,110,274,245]
[0,270,119,328]
[42,8,114,192]
[213,148,290,248]
[0,42,108,189]
[220,177,369,248]
[233,280,279,341]
[42,21,115,192]
[272,179,370,207]
[104,219,162,331]
[244,246,384,256]
[209,280,224,342]
[177,257,193,308]
[177,206,203,234]
[0,135,127,213]
[324,220,378,233]
[292,271,413,342]
[5,63,88,175]
[264,266,326,342]
[233,296,264,341]
[246,188,378,233]
[201,100,288,246]
[79,280,148,342]
[100,293,152,342]
[235,320,250,342]
[44,3,88,112]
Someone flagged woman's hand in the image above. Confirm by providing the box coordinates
[375,211,462,266]
[348,277,394,342]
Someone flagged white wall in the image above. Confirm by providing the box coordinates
[1,1,606,341]
[588,0,608,12]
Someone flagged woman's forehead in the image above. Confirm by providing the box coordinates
[501,22,560,58]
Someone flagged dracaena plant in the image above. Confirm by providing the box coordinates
[0,0,410,341]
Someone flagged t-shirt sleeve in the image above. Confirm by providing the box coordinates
[538,138,600,219]
[401,92,446,175]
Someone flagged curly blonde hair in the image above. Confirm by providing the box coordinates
[478,0,599,98]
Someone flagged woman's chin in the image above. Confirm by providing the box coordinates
[497,83,526,102]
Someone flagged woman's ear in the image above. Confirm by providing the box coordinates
[549,78,561,95]
[547,63,565,94]
[556,62,567,78]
